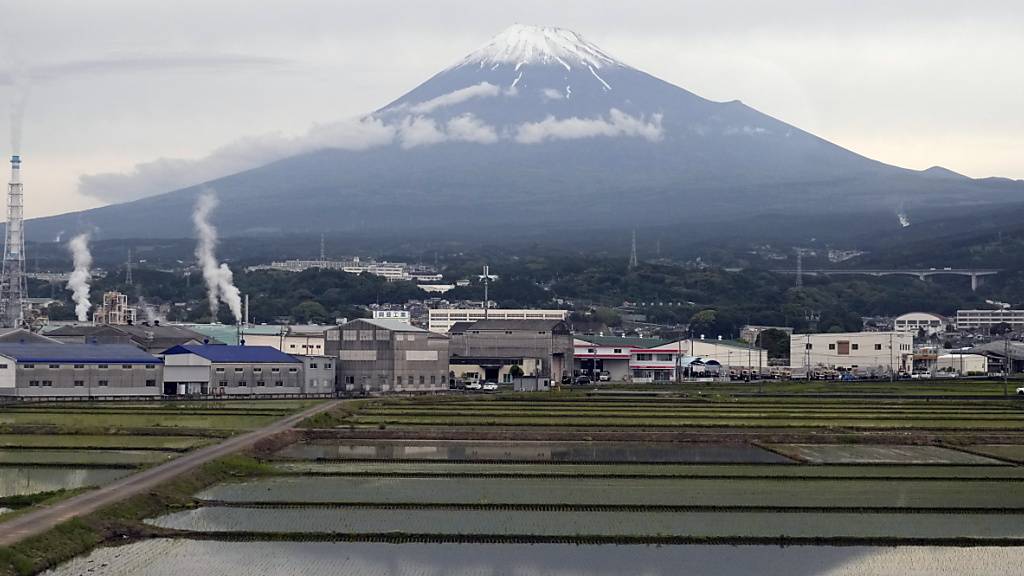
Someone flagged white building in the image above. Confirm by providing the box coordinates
[428,308,569,333]
[629,338,768,383]
[241,325,328,356]
[956,309,1024,331]
[574,336,667,381]
[936,353,988,376]
[790,332,913,374]
[894,312,947,336]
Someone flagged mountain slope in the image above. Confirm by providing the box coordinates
[24,25,1024,241]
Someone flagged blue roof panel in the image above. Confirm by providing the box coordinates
[162,344,300,364]
[0,343,161,364]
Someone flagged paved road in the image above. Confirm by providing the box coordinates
[0,399,340,547]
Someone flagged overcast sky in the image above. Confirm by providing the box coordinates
[2,0,1022,218]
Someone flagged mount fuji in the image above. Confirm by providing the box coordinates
[25,25,1024,242]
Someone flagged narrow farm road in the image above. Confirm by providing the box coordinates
[0,399,340,547]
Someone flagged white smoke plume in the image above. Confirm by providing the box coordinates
[8,78,30,154]
[897,210,911,228]
[192,191,242,322]
[137,295,160,323]
[65,234,93,322]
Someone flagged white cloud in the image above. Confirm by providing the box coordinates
[397,116,447,148]
[445,113,499,144]
[541,88,564,100]
[78,116,395,202]
[408,82,502,113]
[514,108,663,144]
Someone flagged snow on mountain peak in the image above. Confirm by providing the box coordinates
[454,25,622,72]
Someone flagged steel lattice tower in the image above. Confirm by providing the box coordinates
[629,229,638,269]
[1,155,26,328]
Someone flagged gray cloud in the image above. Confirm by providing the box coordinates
[445,113,499,144]
[514,109,663,144]
[79,116,394,202]
[0,52,290,85]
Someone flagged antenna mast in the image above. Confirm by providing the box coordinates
[125,248,134,286]
[629,229,638,269]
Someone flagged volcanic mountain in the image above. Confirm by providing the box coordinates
[25,25,1024,241]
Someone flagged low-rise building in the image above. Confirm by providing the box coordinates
[328,318,450,394]
[161,344,304,396]
[428,308,569,333]
[45,322,215,354]
[0,343,163,397]
[790,331,913,374]
[968,341,1024,374]
[300,355,336,393]
[894,312,948,336]
[574,336,668,381]
[448,319,574,384]
[241,325,329,356]
[629,338,768,383]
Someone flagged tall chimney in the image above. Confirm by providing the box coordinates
[1,155,26,328]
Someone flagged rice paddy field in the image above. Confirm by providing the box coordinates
[28,393,1024,575]
[0,399,316,516]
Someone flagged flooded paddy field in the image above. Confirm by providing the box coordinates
[42,540,1024,576]
[0,449,175,466]
[197,475,1024,509]
[149,506,1024,540]
[767,444,1003,464]
[0,466,130,497]
[0,434,208,451]
[967,444,1024,463]
[274,439,793,462]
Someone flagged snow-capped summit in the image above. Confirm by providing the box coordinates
[453,25,622,71]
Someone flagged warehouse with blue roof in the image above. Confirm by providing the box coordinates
[0,343,163,397]
[161,344,318,396]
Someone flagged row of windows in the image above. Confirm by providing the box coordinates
[218,380,287,387]
[28,379,157,387]
[214,367,297,373]
[633,353,675,362]
[22,364,157,369]
[308,363,332,369]
[343,374,445,386]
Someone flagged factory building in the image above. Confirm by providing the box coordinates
[328,318,450,394]
[91,291,137,325]
[790,331,913,375]
[0,343,163,397]
[448,319,574,385]
[45,323,216,354]
[161,344,305,396]
[428,308,569,333]
[299,355,336,393]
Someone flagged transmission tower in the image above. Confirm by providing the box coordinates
[319,233,326,262]
[629,229,638,269]
[125,248,133,286]
[1,155,26,328]
[795,248,804,289]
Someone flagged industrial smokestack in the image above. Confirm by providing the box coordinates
[66,234,93,321]
[192,191,242,323]
[1,154,27,328]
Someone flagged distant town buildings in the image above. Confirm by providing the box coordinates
[428,308,569,333]
[248,257,441,283]
[956,309,1024,331]
[893,312,947,336]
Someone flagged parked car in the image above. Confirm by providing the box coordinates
[482,382,499,391]
[1017,386,1024,396]
[574,375,592,385]
[465,382,482,391]
[598,371,611,382]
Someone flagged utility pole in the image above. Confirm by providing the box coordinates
[1005,336,1010,398]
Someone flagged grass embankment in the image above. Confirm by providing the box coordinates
[602,379,1024,396]
[0,455,273,576]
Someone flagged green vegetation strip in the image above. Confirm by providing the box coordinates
[358,410,1024,422]
[0,435,205,451]
[268,461,1024,480]
[965,445,1024,464]
[0,455,271,576]
[763,444,1003,465]
[197,476,1024,509]
[147,506,1024,540]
